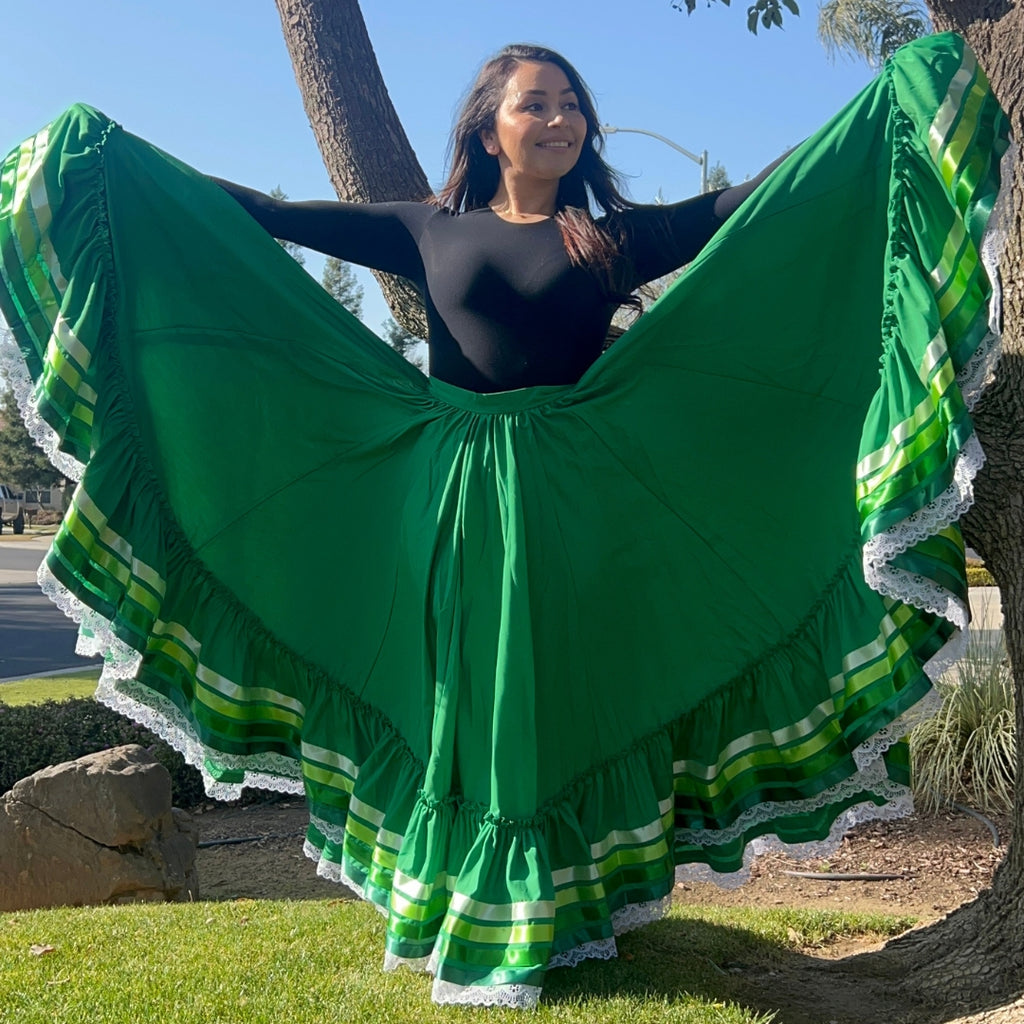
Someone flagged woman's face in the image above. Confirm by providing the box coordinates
[479,61,588,185]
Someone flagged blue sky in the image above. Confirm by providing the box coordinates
[1,0,881,330]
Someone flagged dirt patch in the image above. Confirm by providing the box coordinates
[193,802,344,902]
[194,802,1006,920]
[675,811,1007,924]
[191,802,1015,1023]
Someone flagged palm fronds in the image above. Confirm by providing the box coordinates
[818,0,931,67]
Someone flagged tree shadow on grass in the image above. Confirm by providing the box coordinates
[540,914,1018,1024]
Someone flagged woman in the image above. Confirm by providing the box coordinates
[212,45,779,393]
[0,34,1009,1008]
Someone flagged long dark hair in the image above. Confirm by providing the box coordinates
[434,43,637,303]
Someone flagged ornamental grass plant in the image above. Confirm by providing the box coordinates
[910,633,1015,813]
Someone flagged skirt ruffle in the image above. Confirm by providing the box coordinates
[0,32,1010,1007]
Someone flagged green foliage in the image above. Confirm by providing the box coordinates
[0,900,910,1024]
[672,0,800,35]
[268,186,306,266]
[0,696,206,805]
[967,565,997,588]
[706,161,733,191]
[321,256,364,319]
[0,389,60,490]
[818,0,930,67]
[910,636,1015,813]
[381,317,425,370]
[672,0,929,63]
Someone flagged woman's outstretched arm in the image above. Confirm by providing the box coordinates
[211,178,428,279]
[614,149,794,286]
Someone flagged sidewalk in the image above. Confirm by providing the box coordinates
[968,586,1003,632]
[0,534,52,586]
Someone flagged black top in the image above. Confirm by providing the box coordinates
[217,182,764,392]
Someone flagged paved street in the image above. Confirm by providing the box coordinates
[0,535,100,681]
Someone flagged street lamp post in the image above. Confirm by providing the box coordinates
[601,124,708,195]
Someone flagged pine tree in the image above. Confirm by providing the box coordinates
[322,256,364,319]
[706,162,732,191]
[268,186,306,266]
[381,317,425,370]
[0,390,59,489]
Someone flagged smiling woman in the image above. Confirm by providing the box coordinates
[214,43,768,392]
[479,61,588,211]
[0,32,1010,1009]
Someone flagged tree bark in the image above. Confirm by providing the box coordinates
[275,0,1024,1011]
[843,2,1024,1012]
[273,0,430,336]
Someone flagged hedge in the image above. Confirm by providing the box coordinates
[0,697,284,808]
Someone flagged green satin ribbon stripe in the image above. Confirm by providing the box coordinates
[0,32,1009,1006]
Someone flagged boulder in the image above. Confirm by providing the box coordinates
[0,745,199,910]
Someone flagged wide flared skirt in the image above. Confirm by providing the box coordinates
[0,33,1010,1007]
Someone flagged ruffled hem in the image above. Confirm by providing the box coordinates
[0,32,1011,1006]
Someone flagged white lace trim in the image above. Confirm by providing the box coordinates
[851,684,943,770]
[0,321,85,482]
[548,937,618,970]
[922,623,968,681]
[302,839,387,913]
[862,435,981,629]
[977,141,1016,360]
[385,948,544,1007]
[37,562,141,673]
[308,813,348,846]
[958,331,1001,414]
[611,894,671,935]
[38,563,306,801]
[673,678,938,872]
[674,793,915,889]
[380,892,670,1003]
[861,431,984,581]
[676,754,906,852]
[383,950,433,973]
[431,979,542,1009]
[861,141,1013,626]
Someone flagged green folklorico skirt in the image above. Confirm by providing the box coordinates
[0,32,1010,1007]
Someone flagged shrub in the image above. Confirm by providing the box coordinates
[967,565,997,587]
[0,697,207,807]
[910,636,1015,813]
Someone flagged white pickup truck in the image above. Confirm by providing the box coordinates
[0,484,26,534]
[0,484,65,533]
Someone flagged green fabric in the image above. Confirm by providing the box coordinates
[0,32,1008,1006]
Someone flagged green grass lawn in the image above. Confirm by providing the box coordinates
[0,674,918,1022]
[0,900,913,1024]
[0,669,100,706]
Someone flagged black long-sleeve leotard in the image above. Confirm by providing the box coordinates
[216,178,772,393]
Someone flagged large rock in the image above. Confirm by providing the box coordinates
[0,745,198,910]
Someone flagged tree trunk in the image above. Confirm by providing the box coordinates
[275,0,1024,1011]
[843,2,1024,1012]
[274,0,430,336]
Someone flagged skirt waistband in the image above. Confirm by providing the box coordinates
[428,375,572,413]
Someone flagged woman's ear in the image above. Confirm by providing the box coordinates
[479,129,500,157]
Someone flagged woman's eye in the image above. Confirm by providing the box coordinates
[564,102,579,111]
